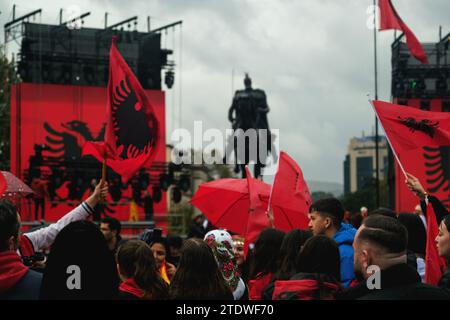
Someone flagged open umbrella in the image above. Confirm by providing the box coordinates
[190,178,271,235]
[0,171,34,199]
[190,175,310,235]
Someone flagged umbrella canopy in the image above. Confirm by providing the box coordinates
[190,178,271,235]
[0,171,34,199]
[190,177,310,235]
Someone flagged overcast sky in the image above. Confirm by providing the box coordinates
[1,0,449,184]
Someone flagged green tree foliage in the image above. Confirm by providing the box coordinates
[311,191,335,202]
[340,177,389,213]
[0,53,17,170]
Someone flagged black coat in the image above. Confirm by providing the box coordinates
[439,267,450,290]
[420,195,449,224]
[0,269,42,300]
[339,264,450,300]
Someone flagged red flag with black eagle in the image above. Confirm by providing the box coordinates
[378,0,428,64]
[372,100,450,157]
[83,36,160,183]
[373,100,450,284]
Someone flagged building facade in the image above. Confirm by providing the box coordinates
[343,135,388,194]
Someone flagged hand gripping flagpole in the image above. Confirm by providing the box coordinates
[369,100,408,179]
[102,157,107,184]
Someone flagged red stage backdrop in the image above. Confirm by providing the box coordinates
[394,98,450,212]
[11,83,167,226]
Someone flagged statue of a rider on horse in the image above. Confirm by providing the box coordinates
[226,74,275,178]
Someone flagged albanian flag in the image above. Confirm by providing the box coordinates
[83,37,160,183]
[372,100,450,159]
[378,0,428,64]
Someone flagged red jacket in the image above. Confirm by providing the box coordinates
[273,277,341,300]
[248,272,273,300]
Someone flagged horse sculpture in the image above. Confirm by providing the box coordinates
[226,74,275,178]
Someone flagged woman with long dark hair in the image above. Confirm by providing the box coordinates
[398,213,427,281]
[40,220,119,299]
[248,228,285,300]
[140,229,176,284]
[262,229,312,299]
[272,235,342,300]
[116,240,169,300]
[436,215,450,289]
[169,238,233,300]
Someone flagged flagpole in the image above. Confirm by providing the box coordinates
[102,157,107,184]
[266,151,281,228]
[369,100,408,179]
[373,0,380,207]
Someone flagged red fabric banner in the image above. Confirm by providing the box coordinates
[83,37,161,183]
[378,0,428,64]
[425,203,447,285]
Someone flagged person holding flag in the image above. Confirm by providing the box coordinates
[371,99,450,286]
[405,173,449,288]
[83,36,161,184]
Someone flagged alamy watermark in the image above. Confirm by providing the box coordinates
[66,265,81,290]
[170,121,280,175]
[366,4,380,30]
[366,265,381,290]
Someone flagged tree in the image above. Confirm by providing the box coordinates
[311,191,335,202]
[0,53,17,170]
[340,177,389,213]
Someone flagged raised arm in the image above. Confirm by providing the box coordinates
[23,182,108,252]
[405,173,449,224]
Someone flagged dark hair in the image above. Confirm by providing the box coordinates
[40,221,119,299]
[169,238,232,300]
[249,228,285,279]
[296,235,341,282]
[116,240,168,299]
[140,228,168,253]
[167,235,183,249]
[443,215,450,234]
[0,200,20,251]
[398,213,426,255]
[275,229,312,280]
[309,198,345,229]
[349,212,364,229]
[101,217,121,234]
[358,214,408,254]
[368,207,397,219]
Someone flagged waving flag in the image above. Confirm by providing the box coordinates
[83,37,160,183]
[244,166,271,256]
[268,151,311,230]
[372,100,450,157]
[378,0,428,64]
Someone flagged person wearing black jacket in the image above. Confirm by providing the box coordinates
[406,173,450,290]
[340,215,450,300]
[436,215,450,289]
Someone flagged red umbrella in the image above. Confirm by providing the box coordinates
[190,176,310,235]
[0,171,34,199]
[190,178,271,235]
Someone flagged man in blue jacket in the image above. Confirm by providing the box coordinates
[308,198,356,287]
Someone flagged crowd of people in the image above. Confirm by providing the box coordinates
[1,173,450,300]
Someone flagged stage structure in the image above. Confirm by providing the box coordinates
[5,8,185,232]
[390,29,450,212]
